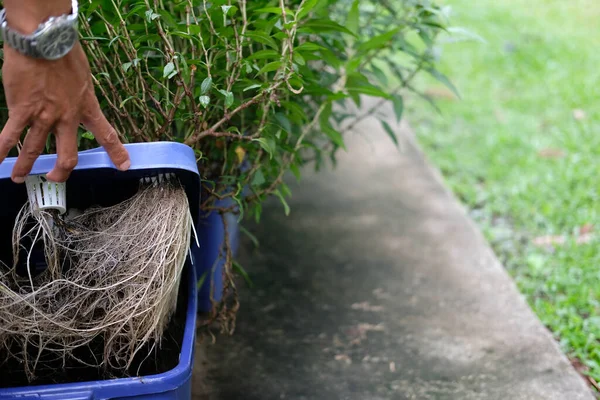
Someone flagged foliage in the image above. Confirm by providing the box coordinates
[74,0,449,216]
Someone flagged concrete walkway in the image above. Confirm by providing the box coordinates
[192,101,594,400]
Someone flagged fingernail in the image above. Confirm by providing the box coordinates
[118,160,131,171]
[12,176,25,184]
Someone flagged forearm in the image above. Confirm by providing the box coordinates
[3,0,72,34]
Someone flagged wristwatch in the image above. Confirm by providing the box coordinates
[0,0,79,60]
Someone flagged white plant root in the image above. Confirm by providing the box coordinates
[0,181,192,380]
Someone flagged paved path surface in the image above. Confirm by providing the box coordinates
[192,102,594,400]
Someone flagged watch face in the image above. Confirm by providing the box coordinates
[36,17,78,60]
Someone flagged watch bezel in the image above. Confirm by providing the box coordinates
[32,15,79,60]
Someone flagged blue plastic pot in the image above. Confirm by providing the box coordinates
[0,142,200,400]
[193,198,240,313]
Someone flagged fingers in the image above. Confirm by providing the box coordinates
[11,120,52,183]
[0,116,27,164]
[46,120,79,183]
[82,101,130,171]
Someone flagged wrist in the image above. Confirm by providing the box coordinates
[3,0,72,34]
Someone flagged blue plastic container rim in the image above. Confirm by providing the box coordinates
[0,141,201,222]
[0,141,198,178]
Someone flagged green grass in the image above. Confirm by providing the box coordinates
[408,0,600,385]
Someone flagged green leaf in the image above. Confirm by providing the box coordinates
[196,272,208,291]
[199,95,210,108]
[119,96,136,108]
[293,52,306,66]
[244,31,278,50]
[84,0,102,17]
[80,36,109,41]
[317,47,343,69]
[233,192,245,222]
[254,7,293,16]
[145,9,160,22]
[347,85,391,99]
[295,42,326,52]
[421,19,447,30]
[392,95,404,123]
[218,89,234,109]
[124,4,147,18]
[253,202,263,224]
[171,31,194,40]
[274,189,290,216]
[345,57,362,73]
[302,19,356,37]
[82,131,95,140]
[415,90,442,114]
[257,61,282,75]
[447,27,487,43]
[281,101,309,123]
[201,77,212,94]
[252,169,266,186]
[217,26,235,38]
[297,0,318,19]
[290,163,301,181]
[320,104,346,150]
[370,63,388,86]
[122,62,132,72]
[163,62,175,78]
[272,32,287,40]
[108,35,123,48]
[133,34,161,45]
[275,113,292,133]
[253,138,274,158]
[381,121,399,148]
[179,55,190,79]
[348,70,383,87]
[347,0,360,35]
[240,225,260,248]
[247,50,279,61]
[157,9,177,27]
[322,126,346,150]
[243,84,262,92]
[327,92,349,102]
[280,182,292,197]
[418,30,433,47]
[188,25,201,35]
[319,101,333,125]
[357,28,400,52]
[427,68,461,99]
[233,261,254,288]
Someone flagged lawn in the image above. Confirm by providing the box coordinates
[408,0,600,387]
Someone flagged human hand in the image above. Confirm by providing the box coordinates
[0,42,131,183]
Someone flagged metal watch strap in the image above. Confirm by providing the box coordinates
[0,10,40,58]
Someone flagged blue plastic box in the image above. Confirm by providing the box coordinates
[0,142,199,400]
[193,197,240,312]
